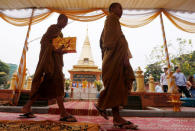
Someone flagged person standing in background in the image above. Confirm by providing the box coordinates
[160,67,168,93]
[174,66,191,98]
[187,76,195,98]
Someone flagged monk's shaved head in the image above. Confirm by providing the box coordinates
[109,3,123,18]
[58,14,67,22]
[57,14,68,28]
[109,3,121,12]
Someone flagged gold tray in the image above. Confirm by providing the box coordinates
[53,37,76,53]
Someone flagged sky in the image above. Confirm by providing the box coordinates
[0,13,195,78]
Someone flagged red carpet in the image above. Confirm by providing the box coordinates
[49,101,99,116]
[0,112,194,131]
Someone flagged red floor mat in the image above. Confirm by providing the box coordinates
[48,101,99,116]
[0,112,194,131]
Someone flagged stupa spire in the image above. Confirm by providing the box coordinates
[77,27,94,65]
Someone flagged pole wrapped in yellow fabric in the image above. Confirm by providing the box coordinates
[12,8,35,105]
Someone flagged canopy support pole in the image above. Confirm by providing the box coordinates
[160,11,181,112]
[12,8,35,105]
[160,11,173,93]
[160,11,172,92]
[160,11,171,74]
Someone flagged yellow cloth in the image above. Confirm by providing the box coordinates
[1,0,195,12]
[30,24,64,99]
[0,120,99,131]
[1,9,195,33]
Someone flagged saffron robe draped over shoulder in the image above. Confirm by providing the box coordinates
[98,13,135,109]
[30,24,64,100]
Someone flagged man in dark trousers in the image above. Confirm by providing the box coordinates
[174,66,191,98]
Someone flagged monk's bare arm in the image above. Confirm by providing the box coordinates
[53,45,67,54]
[46,25,67,54]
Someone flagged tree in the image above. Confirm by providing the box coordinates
[0,60,10,85]
[147,44,167,65]
[147,38,194,77]
[170,38,194,76]
[144,62,163,84]
[7,63,17,79]
[172,51,195,76]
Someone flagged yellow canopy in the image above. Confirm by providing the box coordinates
[2,0,194,104]
[0,0,195,12]
[0,0,195,33]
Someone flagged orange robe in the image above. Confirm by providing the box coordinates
[98,13,135,109]
[30,24,64,100]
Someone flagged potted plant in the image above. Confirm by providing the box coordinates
[94,80,103,98]
[65,79,70,97]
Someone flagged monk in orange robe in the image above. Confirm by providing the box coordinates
[20,14,77,122]
[95,3,138,130]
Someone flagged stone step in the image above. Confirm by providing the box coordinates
[17,100,48,107]
[180,98,195,107]
[0,105,195,117]
[17,93,48,106]
[124,96,142,110]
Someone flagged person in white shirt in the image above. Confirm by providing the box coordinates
[160,67,168,93]
[173,66,191,98]
[155,82,163,93]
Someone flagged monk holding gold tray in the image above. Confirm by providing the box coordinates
[53,36,76,53]
[21,14,77,122]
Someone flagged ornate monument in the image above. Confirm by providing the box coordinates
[69,30,101,84]
[68,30,101,99]
[149,74,155,92]
[135,67,145,92]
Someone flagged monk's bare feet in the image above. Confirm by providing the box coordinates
[21,105,31,114]
[60,111,77,122]
[20,105,35,118]
[113,117,138,130]
[94,104,109,120]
